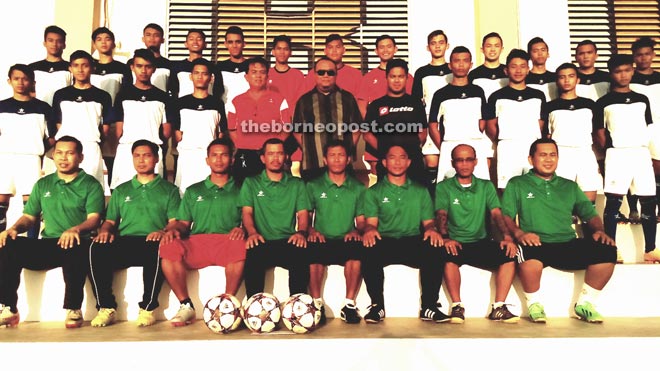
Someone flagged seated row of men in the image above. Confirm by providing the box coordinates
[0,135,616,329]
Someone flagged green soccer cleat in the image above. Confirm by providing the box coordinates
[574,302,604,323]
[528,302,546,323]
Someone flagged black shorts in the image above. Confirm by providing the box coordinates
[446,238,515,270]
[516,239,617,270]
[307,238,362,265]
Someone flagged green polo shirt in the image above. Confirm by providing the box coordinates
[306,172,366,239]
[239,171,311,241]
[435,175,500,243]
[107,175,181,236]
[178,177,241,235]
[24,170,104,239]
[363,177,434,238]
[502,171,598,243]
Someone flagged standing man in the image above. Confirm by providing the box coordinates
[171,58,227,193]
[305,34,362,96]
[435,144,518,324]
[361,144,448,324]
[111,49,171,190]
[215,26,249,104]
[575,40,610,101]
[486,49,546,193]
[89,140,180,327]
[29,25,72,106]
[169,29,217,99]
[0,136,104,328]
[159,138,245,327]
[52,50,113,187]
[239,138,311,297]
[227,57,290,182]
[293,57,361,181]
[597,54,659,263]
[140,23,172,93]
[306,140,366,324]
[525,37,557,101]
[502,138,617,323]
[429,46,489,182]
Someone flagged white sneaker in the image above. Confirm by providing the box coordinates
[0,305,20,327]
[65,309,83,328]
[170,303,195,327]
[91,308,116,327]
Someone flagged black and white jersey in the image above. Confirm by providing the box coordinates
[486,86,546,141]
[171,94,227,150]
[547,97,598,147]
[114,85,170,145]
[577,69,610,101]
[52,86,113,142]
[29,59,72,105]
[91,60,132,104]
[0,97,55,155]
[526,70,558,101]
[631,71,660,124]
[428,84,487,141]
[596,91,652,148]
[468,65,509,100]
[412,63,452,111]
[131,56,171,94]
[168,58,218,98]
[215,59,249,104]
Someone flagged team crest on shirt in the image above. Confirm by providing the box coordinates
[101,70,107,75]
[196,195,204,202]
[490,74,496,79]
[124,196,132,203]
[140,96,147,102]
[43,191,51,198]
[234,67,239,73]
[320,192,327,199]
[76,96,83,102]
[625,98,631,103]
[645,80,650,85]
[17,108,25,115]
[460,93,467,99]
[526,192,535,199]
[372,79,378,85]
[569,104,575,110]
[517,96,523,101]
[453,198,460,205]
[586,79,592,84]
[257,190,265,197]
[48,67,54,73]
[439,71,445,76]
[382,197,390,203]
[197,105,204,110]
[539,79,544,84]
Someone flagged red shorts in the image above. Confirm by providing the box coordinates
[159,234,246,269]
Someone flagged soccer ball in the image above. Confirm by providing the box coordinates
[281,293,322,334]
[203,293,242,334]
[242,292,281,333]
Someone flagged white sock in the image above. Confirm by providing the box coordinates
[314,298,324,307]
[524,291,541,306]
[452,301,463,308]
[577,283,601,305]
[344,298,356,307]
[493,301,505,309]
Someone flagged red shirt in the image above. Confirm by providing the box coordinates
[268,66,305,109]
[226,90,291,150]
[357,67,414,104]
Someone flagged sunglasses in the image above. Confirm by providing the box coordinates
[316,69,336,76]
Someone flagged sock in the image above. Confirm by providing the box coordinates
[639,196,657,253]
[655,175,660,208]
[577,283,601,305]
[451,301,463,308]
[627,192,639,214]
[343,298,356,307]
[0,202,8,231]
[180,298,194,309]
[524,291,541,306]
[603,194,623,240]
[427,167,438,185]
[493,301,505,309]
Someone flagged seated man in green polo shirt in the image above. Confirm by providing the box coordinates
[361,144,448,323]
[240,138,311,297]
[306,139,366,324]
[0,136,105,328]
[89,139,181,327]
[159,137,246,327]
[435,144,518,324]
[502,138,617,323]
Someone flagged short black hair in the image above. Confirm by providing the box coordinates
[8,64,34,82]
[132,139,159,156]
[555,62,578,76]
[527,37,548,54]
[186,29,206,40]
[132,48,157,65]
[427,30,448,45]
[143,23,164,35]
[207,137,235,157]
[375,34,396,47]
[529,137,558,157]
[92,27,115,42]
[450,46,472,62]
[607,54,634,72]
[506,49,530,65]
[325,33,343,45]
[191,57,213,72]
[247,56,269,71]
[272,35,292,49]
[576,39,598,53]
[56,135,83,155]
[314,56,337,70]
[69,50,95,66]
[225,26,244,40]
[323,139,349,157]
[386,58,408,75]
[44,25,66,42]
[632,36,656,53]
[260,138,285,155]
[481,32,502,46]
[450,144,477,160]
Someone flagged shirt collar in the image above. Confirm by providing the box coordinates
[55,169,87,185]
[450,175,478,192]
[384,176,411,190]
[322,172,354,188]
[203,176,235,191]
[130,174,162,189]
[259,170,290,186]
[525,170,558,185]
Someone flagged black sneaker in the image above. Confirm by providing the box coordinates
[488,304,519,323]
[449,304,465,324]
[364,304,385,324]
[340,304,361,324]
[420,305,450,323]
[318,305,327,325]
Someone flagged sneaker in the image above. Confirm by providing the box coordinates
[615,212,629,224]
[340,304,361,324]
[419,305,450,323]
[628,211,641,224]
[91,308,116,327]
[574,302,604,323]
[644,249,660,264]
[449,304,465,324]
[528,302,546,323]
[65,309,84,328]
[170,303,195,327]
[137,308,156,327]
[0,306,19,327]
[364,304,385,324]
[488,304,520,323]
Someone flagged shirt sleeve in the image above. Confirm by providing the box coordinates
[43,102,57,138]
[51,89,63,123]
[484,181,502,210]
[85,178,105,215]
[434,182,450,212]
[501,180,520,220]
[101,90,114,125]
[485,93,498,120]
[225,99,237,131]
[238,178,254,208]
[355,186,366,217]
[176,189,193,222]
[428,90,442,124]
[166,187,182,220]
[294,180,312,212]
[411,69,423,102]
[23,181,42,217]
[419,187,434,221]
[363,188,379,219]
[574,184,599,221]
[105,190,121,222]
[113,91,125,122]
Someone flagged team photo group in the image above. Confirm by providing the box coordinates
[0,20,658,332]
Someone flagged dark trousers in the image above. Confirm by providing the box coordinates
[244,239,310,297]
[233,149,265,183]
[361,235,445,309]
[0,237,90,311]
[89,236,164,311]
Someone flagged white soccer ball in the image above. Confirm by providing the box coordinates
[241,292,281,333]
[203,293,243,334]
[281,293,322,334]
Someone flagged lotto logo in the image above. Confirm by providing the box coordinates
[379,107,389,116]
